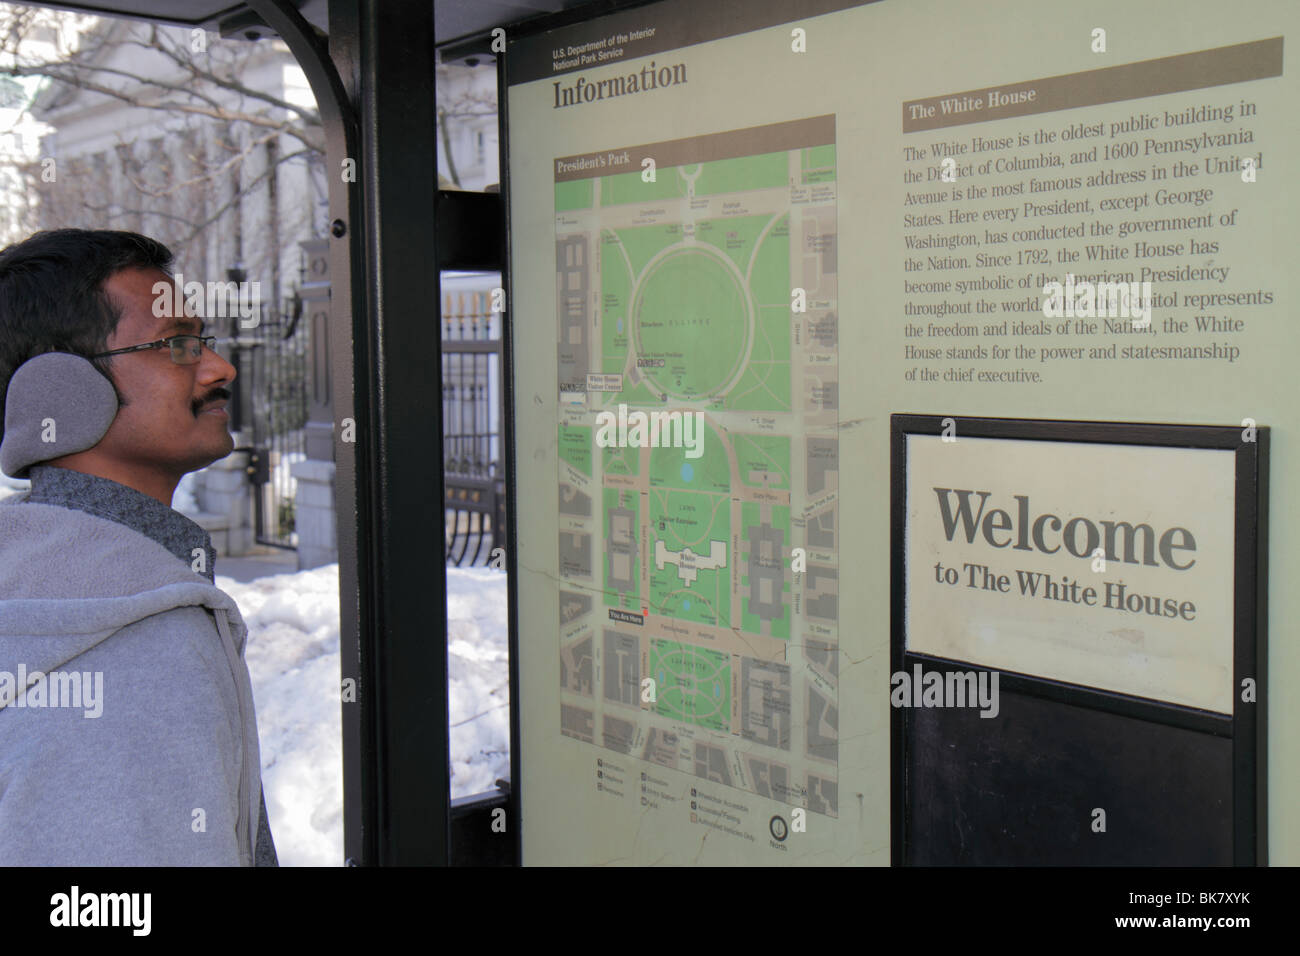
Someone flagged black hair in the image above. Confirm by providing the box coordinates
[0,229,174,435]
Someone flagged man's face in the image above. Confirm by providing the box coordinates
[94,266,237,479]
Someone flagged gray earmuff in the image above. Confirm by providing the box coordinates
[0,352,119,480]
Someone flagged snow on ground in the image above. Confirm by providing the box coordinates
[218,566,344,868]
[217,563,510,866]
[444,567,511,796]
[172,470,200,514]
[0,474,29,502]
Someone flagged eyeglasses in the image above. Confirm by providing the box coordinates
[91,334,218,366]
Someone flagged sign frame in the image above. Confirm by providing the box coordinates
[889,414,1268,865]
[501,0,865,864]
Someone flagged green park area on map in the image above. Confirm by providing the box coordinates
[602,441,639,477]
[554,177,594,212]
[801,144,836,183]
[734,433,790,489]
[600,214,791,410]
[558,423,592,476]
[649,428,730,628]
[650,639,731,732]
[556,145,839,413]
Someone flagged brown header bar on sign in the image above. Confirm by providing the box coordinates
[553,114,834,183]
[902,37,1283,133]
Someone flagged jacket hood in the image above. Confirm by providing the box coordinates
[0,497,248,709]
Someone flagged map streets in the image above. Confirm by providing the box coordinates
[554,116,842,818]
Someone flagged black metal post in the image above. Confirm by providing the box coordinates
[346,0,449,864]
[225,264,249,434]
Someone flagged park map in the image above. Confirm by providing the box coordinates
[554,117,843,816]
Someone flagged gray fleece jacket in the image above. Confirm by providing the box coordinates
[0,494,264,865]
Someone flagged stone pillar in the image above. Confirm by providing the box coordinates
[194,428,255,557]
[292,457,337,569]
[293,236,338,570]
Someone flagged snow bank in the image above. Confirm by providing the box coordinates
[218,563,510,866]
[0,474,29,502]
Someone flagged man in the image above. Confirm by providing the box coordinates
[0,229,276,865]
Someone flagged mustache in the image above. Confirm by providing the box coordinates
[193,387,232,415]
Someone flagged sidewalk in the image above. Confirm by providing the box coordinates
[215,546,300,583]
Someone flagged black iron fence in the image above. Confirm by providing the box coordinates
[235,272,506,563]
[245,298,308,549]
[442,286,505,566]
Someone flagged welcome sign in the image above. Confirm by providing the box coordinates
[891,414,1267,865]
[904,426,1236,712]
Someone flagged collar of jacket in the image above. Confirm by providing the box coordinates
[24,464,216,583]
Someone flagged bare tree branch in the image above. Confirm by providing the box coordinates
[6,62,322,153]
[143,25,320,127]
